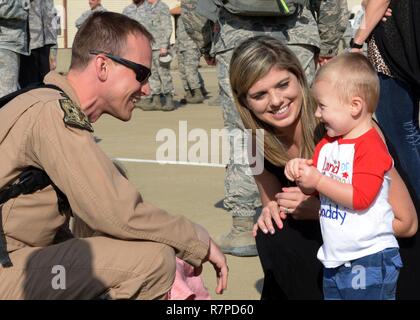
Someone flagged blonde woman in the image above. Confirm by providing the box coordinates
[229,35,417,299]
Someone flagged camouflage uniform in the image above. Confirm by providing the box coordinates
[313,0,350,57]
[122,1,174,111]
[218,1,348,214]
[122,1,148,22]
[183,0,348,256]
[180,0,213,57]
[176,15,204,93]
[27,0,57,51]
[144,0,174,96]
[211,3,320,219]
[75,4,107,29]
[19,0,58,88]
[0,0,30,98]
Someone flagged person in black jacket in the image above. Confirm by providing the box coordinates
[351,0,420,300]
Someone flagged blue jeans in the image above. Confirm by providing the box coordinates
[375,73,420,209]
[323,248,403,300]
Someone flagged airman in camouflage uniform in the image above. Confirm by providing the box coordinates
[176,15,205,104]
[137,0,175,111]
[19,0,58,88]
[313,0,350,63]
[75,0,107,29]
[122,0,148,21]
[28,0,57,51]
[122,0,159,111]
[0,0,30,98]
[180,0,213,59]
[183,0,349,257]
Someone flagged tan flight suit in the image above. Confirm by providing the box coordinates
[0,71,210,299]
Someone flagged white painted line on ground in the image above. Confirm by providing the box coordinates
[114,157,226,168]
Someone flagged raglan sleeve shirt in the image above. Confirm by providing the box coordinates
[351,130,393,210]
[312,130,393,211]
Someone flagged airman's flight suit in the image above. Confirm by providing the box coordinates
[0,71,210,299]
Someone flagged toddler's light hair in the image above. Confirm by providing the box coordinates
[314,52,380,113]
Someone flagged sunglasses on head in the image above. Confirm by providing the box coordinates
[89,49,151,84]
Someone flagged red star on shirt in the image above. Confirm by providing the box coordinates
[342,172,349,179]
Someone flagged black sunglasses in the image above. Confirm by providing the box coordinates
[89,49,151,84]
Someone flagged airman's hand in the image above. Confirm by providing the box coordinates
[205,239,228,294]
[318,56,334,66]
[159,48,168,56]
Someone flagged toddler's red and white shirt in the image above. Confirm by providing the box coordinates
[313,128,399,268]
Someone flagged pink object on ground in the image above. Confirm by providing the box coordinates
[168,257,211,300]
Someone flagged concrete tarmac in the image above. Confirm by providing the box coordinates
[93,66,264,300]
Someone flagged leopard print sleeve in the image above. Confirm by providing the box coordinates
[367,35,393,77]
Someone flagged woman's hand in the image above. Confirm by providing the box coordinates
[275,187,320,220]
[253,187,321,236]
[350,47,364,54]
[252,200,286,236]
[382,7,392,22]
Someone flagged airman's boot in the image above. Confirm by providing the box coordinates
[201,86,209,98]
[186,88,204,104]
[180,90,193,104]
[207,95,220,106]
[152,94,162,110]
[216,216,258,257]
[136,97,155,111]
[161,93,176,111]
[185,90,193,100]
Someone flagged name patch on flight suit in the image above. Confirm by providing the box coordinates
[59,98,94,132]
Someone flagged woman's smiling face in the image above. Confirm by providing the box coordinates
[245,67,303,131]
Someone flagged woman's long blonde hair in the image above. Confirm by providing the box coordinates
[229,35,322,167]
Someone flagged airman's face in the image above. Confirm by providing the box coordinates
[89,0,101,9]
[104,34,152,121]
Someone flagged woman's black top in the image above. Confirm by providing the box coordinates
[373,0,420,91]
[255,158,323,300]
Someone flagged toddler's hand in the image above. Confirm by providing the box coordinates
[285,158,308,182]
[296,162,322,192]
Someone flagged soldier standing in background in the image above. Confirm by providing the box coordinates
[176,14,206,104]
[313,0,350,65]
[75,0,107,29]
[182,0,349,257]
[0,0,30,98]
[122,0,147,21]
[180,0,220,106]
[122,0,153,111]
[19,0,58,89]
[137,0,176,111]
[48,5,61,71]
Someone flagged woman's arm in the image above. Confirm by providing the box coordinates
[252,169,286,235]
[352,0,390,46]
[254,168,283,207]
[373,121,418,237]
